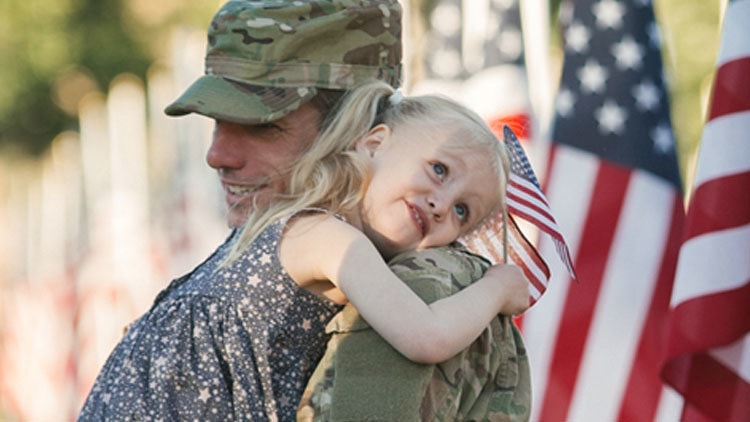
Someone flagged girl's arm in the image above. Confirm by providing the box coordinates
[280,214,529,363]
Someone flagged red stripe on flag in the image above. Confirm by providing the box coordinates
[667,283,750,354]
[681,404,717,422]
[708,57,750,120]
[508,246,548,296]
[684,171,750,240]
[462,214,550,302]
[506,199,556,234]
[538,161,630,421]
[618,194,685,422]
[507,216,550,296]
[508,181,556,223]
[509,179,552,212]
[664,351,750,422]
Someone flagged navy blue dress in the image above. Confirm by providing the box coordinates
[78,217,343,421]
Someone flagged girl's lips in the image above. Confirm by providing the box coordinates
[406,201,429,237]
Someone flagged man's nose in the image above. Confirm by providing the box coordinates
[206,123,245,170]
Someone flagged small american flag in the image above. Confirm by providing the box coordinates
[461,125,575,306]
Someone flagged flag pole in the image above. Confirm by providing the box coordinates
[503,202,509,263]
[502,200,512,329]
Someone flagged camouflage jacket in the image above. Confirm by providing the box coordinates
[297,246,531,421]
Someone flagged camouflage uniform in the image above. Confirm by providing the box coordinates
[298,246,532,421]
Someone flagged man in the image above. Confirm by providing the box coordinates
[165,0,402,228]
[165,0,530,420]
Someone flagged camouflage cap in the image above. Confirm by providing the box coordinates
[165,0,403,124]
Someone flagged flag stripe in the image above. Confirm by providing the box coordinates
[619,193,684,422]
[711,334,750,383]
[693,111,750,186]
[507,247,547,299]
[505,198,555,229]
[716,0,750,65]
[568,170,680,422]
[539,161,629,421]
[684,172,750,239]
[505,197,558,237]
[708,57,750,120]
[525,145,593,420]
[507,180,556,223]
[508,175,550,207]
[669,284,750,351]
[463,214,551,301]
[664,351,750,421]
[507,217,550,295]
[672,224,750,305]
[464,224,542,283]
[506,165,577,278]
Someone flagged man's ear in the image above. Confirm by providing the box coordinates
[356,124,391,157]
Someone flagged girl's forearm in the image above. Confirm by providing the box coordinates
[336,239,520,363]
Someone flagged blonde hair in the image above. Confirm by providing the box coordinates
[225,80,510,263]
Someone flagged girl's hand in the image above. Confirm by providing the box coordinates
[484,264,530,316]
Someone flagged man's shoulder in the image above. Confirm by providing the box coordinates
[388,244,490,292]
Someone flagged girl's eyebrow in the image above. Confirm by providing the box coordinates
[438,148,468,172]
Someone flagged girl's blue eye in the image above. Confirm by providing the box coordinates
[454,204,469,222]
[432,162,447,179]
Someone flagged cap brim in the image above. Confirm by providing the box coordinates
[164,75,318,124]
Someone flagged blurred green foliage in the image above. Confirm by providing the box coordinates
[0,0,217,157]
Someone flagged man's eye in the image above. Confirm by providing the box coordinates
[245,122,282,133]
[244,123,283,139]
[432,162,447,179]
[454,204,469,222]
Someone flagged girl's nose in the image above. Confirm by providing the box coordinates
[428,197,449,221]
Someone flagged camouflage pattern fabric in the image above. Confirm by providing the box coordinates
[297,246,531,421]
[165,0,402,124]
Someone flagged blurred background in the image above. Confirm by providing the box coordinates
[0,0,724,420]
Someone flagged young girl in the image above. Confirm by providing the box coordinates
[79,80,529,421]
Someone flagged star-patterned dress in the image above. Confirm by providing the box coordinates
[78,214,343,421]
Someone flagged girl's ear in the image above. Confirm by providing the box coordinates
[356,124,391,157]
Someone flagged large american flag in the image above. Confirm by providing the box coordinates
[521,0,686,420]
[462,126,575,306]
[662,0,750,420]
